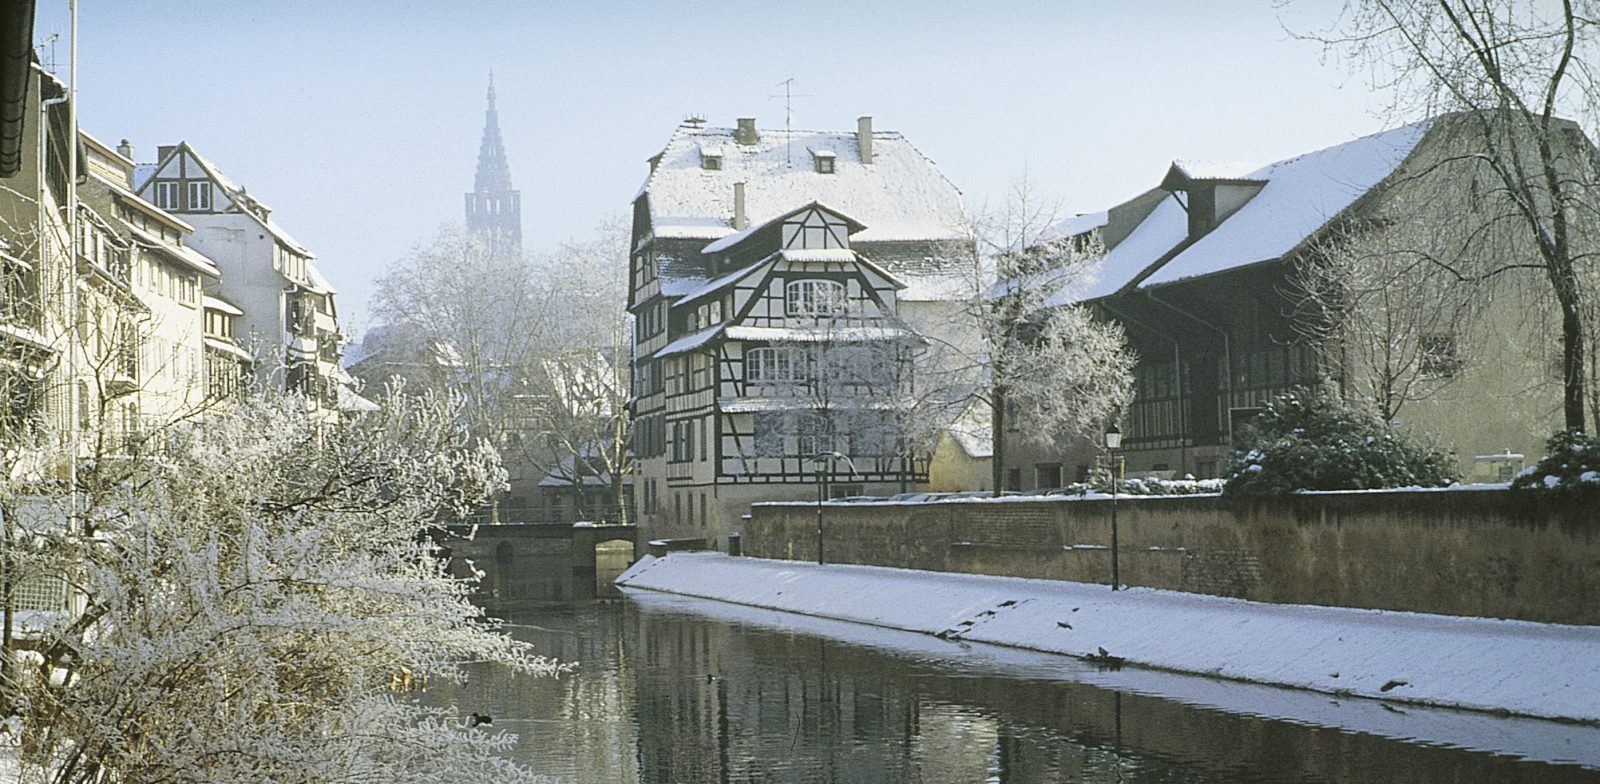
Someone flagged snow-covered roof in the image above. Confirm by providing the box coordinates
[946,399,992,458]
[1168,159,1264,181]
[717,397,907,414]
[203,335,253,362]
[1040,210,1108,242]
[89,171,195,235]
[699,201,865,255]
[655,325,723,357]
[125,224,222,278]
[305,262,337,296]
[202,294,244,316]
[896,273,970,302]
[640,121,969,245]
[675,257,774,307]
[1044,119,1434,307]
[725,324,919,343]
[780,248,857,263]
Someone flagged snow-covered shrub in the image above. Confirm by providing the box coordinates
[1510,430,1600,493]
[1224,386,1459,496]
[4,390,565,784]
[1079,473,1226,496]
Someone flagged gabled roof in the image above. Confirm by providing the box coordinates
[639,120,969,245]
[135,142,314,258]
[1044,119,1435,307]
[701,200,865,254]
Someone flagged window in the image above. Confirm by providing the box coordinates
[746,347,805,383]
[814,155,835,174]
[1035,463,1063,489]
[188,181,212,211]
[154,181,179,210]
[701,153,722,170]
[785,279,848,317]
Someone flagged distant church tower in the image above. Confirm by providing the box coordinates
[465,74,522,253]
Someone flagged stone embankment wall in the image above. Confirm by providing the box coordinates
[743,491,1600,625]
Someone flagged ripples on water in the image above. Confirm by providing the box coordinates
[423,596,1600,783]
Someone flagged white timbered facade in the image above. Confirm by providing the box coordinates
[630,116,975,547]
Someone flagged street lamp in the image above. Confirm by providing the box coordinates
[1104,423,1122,591]
[809,450,859,566]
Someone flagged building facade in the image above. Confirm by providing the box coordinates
[629,116,975,548]
[133,142,347,415]
[1009,113,1598,487]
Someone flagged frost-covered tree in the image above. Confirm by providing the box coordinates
[1310,0,1600,432]
[969,175,1137,494]
[366,219,633,522]
[1,389,563,784]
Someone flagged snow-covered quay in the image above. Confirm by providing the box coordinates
[616,552,1600,723]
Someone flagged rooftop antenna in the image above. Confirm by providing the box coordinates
[769,77,812,163]
[38,32,59,74]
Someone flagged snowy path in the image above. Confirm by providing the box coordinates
[616,552,1600,723]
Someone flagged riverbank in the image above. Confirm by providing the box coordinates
[615,552,1600,723]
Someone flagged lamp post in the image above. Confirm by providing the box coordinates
[810,450,858,565]
[1105,423,1122,591]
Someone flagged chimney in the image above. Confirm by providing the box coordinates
[857,116,873,164]
[733,182,748,231]
[116,139,133,160]
[156,144,176,161]
[734,117,759,146]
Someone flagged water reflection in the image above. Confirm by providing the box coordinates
[426,596,1600,783]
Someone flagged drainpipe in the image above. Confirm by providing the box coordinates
[65,0,79,536]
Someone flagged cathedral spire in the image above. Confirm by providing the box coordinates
[474,72,513,193]
[466,72,522,252]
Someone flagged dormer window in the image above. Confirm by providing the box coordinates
[154,181,179,210]
[188,181,212,211]
[811,149,836,174]
[699,145,723,171]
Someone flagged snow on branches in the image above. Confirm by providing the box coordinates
[2,390,564,784]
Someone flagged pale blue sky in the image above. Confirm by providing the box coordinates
[33,1,1395,335]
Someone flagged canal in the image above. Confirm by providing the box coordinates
[426,593,1600,783]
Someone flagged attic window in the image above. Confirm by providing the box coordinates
[811,149,836,174]
[700,146,724,171]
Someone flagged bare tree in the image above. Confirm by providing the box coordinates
[1310,0,1600,432]
[1290,215,1485,422]
[514,219,634,522]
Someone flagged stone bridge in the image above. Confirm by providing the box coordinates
[438,522,638,613]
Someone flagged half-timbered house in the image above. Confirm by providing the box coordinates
[1013,113,1599,486]
[630,117,975,548]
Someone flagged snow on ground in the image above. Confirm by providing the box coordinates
[616,552,1600,724]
